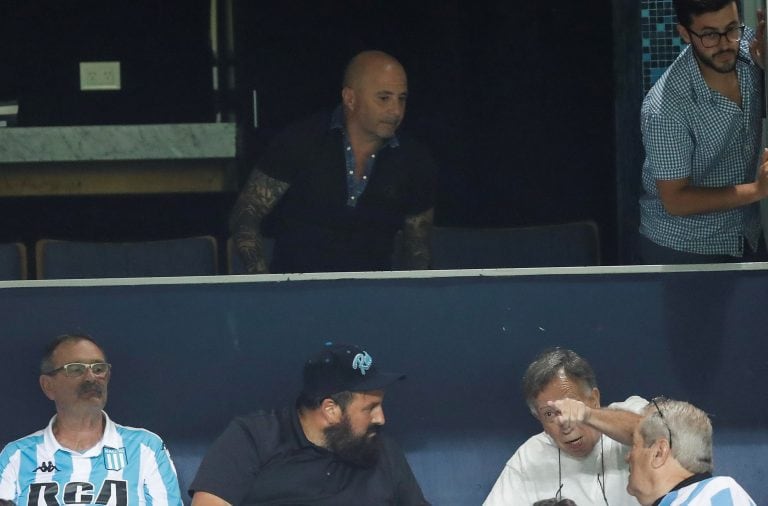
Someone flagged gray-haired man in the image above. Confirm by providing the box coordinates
[485,348,647,505]
[626,398,755,505]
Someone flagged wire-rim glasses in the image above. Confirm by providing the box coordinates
[686,25,745,48]
[44,362,111,378]
[651,396,673,449]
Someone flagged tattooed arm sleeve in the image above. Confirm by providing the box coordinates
[401,208,433,270]
[229,169,290,274]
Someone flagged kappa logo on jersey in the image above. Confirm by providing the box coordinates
[34,461,59,473]
[27,480,127,506]
[102,447,127,471]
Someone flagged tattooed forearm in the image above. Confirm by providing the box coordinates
[401,208,433,270]
[229,169,290,274]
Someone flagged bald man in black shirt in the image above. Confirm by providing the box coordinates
[229,50,437,274]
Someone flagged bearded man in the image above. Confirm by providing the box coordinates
[190,342,428,506]
[637,0,768,263]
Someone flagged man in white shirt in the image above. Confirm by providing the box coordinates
[484,348,647,505]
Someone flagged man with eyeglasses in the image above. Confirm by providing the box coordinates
[0,334,183,506]
[638,0,768,264]
[484,348,647,505]
[626,398,756,505]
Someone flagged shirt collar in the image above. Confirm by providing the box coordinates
[683,46,711,104]
[683,39,755,105]
[329,105,400,149]
[652,472,713,506]
[330,105,344,130]
[292,408,318,450]
[43,411,119,457]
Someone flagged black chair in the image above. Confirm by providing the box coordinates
[35,236,219,279]
[0,242,28,280]
[429,221,600,269]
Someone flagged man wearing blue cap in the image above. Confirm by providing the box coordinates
[189,343,428,506]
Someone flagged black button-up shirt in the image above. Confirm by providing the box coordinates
[253,108,437,273]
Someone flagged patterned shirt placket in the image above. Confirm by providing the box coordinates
[342,132,376,208]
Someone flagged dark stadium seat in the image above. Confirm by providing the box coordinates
[0,242,28,280]
[429,221,601,269]
[35,236,218,279]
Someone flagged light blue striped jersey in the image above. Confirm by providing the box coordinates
[0,412,182,506]
[660,476,756,505]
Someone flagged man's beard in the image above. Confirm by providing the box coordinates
[693,44,738,74]
[323,415,382,468]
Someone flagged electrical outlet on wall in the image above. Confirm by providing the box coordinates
[79,61,121,91]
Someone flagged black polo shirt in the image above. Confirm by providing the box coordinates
[256,108,437,273]
[189,409,429,505]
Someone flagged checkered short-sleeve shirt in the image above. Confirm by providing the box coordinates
[639,31,763,256]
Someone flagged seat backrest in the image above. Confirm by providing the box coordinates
[35,236,218,279]
[0,242,28,280]
[430,221,600,269]
[226,236,274,274]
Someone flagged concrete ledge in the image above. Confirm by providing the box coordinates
[0,123,236,162]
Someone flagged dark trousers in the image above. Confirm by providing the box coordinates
[637,234,768,265]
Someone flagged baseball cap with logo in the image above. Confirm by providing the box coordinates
[302,343,405,399]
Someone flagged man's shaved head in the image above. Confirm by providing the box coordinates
[343,50,405,90]
[340,50,408,145]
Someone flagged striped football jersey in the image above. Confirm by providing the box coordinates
[0,412,182,506]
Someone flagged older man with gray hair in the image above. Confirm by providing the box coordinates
[485,347,647,505]
[626,398,755,506]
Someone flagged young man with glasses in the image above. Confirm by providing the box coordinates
[0,334,182,506]
[638,0,768,264]
[626,398,756,505]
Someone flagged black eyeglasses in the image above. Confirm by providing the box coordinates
[44,362,111,378]
[685,25,745,48]
[651,396,673,449]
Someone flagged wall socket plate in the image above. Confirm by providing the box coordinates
[79,61,121,91]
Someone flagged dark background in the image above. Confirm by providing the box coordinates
[0,0,627,263]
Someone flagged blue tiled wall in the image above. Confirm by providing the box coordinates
[641,1,684,92]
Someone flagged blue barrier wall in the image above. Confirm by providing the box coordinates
[0,266,766,505]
